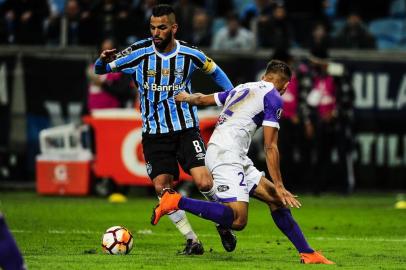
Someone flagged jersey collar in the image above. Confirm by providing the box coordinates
[261,80,275,89]
[153,40,180,59]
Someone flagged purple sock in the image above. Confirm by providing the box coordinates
[0,215,25,270]
[178,197,234,228]
[271,208,314,253]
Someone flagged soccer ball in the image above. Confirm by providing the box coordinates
[102,226,134,255]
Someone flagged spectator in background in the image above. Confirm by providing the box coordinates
[191,9,212,47]
[131,0,157,42]
[212,12,255,50]
[334,13,375,49]
[258,4,292,49]
[173,0,197,43]
[86,38,134,113]
[0,0,50,44]
[92,0,133,46]
[304,48,355,195]
[75,0,99,45]
[47,0,64,17]
[306,50,336,195]
[46,0,104,46]
[336,0,389,22]
[310,22,331,54]
[113,0,134,46]
[86,37,134,158]
[205,0,234,18]
[240,0,274,30]
[284,0,327,47]
[47,0,81,45]
[324,0,338,20]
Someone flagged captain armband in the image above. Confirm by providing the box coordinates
[201,57,217,74]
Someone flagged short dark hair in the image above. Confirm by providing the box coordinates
[152,4,175,17]
[265,60,292,81]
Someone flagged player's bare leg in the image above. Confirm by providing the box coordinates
[152,188,247,231]
[252,177,335,264]
[152,189,234,229]
[153,174,203,255]
[190,166,217,201]
[190,166,237,252]
[222,201,249,231]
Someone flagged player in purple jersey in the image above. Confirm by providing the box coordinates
[0,213,26,270]
[151,60,335,264]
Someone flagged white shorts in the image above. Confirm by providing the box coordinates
[205,145,263,203]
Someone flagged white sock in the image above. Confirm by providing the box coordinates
[167,210,198,241]
[200,186,218,202]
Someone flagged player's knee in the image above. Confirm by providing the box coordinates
[190,166,213,192]
[193,174,213,192]
[153,175,172,195]
[154,184,165,195]
[195,180,212,192]
[232,217,247,231]
[154,181,170,195]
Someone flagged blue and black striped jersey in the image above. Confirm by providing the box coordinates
[95,38,233,135]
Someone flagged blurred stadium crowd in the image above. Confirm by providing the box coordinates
[0,0,406,50]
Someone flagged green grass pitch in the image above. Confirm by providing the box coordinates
[1,191,406,270]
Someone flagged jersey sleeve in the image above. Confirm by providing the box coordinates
[114,38,152,58]
[107,47,145,74]
[190,49,217,74]
[94,58,109,74]
[210,66,234,92]
[187,47,233,91]
[263,90,283,129]
[214,91,231,106]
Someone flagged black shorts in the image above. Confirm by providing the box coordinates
[142,128,206,180]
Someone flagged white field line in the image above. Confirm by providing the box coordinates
[10,229,406,242]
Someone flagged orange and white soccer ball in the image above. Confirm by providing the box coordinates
[102,226,134,255]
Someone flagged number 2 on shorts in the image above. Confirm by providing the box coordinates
[238,172,246,186]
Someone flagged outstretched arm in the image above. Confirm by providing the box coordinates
[175,91,217,106]
[210,66,233,91]
[94,49,117,74]
[263,126,301,208]
[191,49,233,91]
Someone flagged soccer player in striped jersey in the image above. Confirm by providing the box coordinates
[151,60,335,264]
[95,4,236,254]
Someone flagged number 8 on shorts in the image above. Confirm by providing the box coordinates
[192,140,203,153]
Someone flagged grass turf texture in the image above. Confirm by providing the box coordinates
[1,192,406,270]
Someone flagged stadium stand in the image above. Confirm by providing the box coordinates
[369,19,406,49]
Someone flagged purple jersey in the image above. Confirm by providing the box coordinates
[210,80,283,155]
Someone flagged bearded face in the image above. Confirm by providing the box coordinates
[150,15,177,52]
[153,31,173,50]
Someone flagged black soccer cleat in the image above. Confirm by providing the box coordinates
[178,239,204,255]
[216,225,237,252]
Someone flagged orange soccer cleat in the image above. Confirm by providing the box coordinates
[151,189,182,225]
[300,251,335,264]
